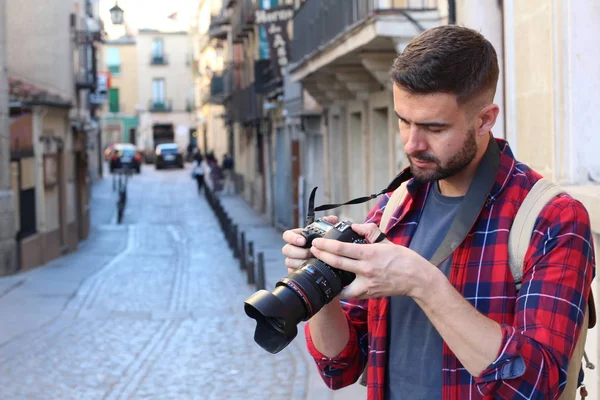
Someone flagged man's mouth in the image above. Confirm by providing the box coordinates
[411,158,435,167]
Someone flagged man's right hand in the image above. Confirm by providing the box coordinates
[282,215,351,358]
[281,215,339,274]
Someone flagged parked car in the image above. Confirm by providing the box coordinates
[109,143,142,173]
[155,143,184,169]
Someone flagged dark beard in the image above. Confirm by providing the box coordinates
[409,127,478,183]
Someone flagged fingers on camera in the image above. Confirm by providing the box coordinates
[285,257,306,269]
[282,243,311,259]
[323,215,338,224]
[282,229,305,246]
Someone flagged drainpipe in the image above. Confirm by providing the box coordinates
[448,0,456,24]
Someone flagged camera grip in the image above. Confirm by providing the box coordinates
[299,230,322,249]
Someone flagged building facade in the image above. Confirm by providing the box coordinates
[101,38,140,148]
[5,0,103,271]
[0,0,17,274]
[290,0,444,224]
[192,0,230,160]
[136,29,194,162]
[216,0,298,222]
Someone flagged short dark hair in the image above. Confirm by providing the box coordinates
[391,25,499,105]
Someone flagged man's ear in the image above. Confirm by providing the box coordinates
[476,104,500,136]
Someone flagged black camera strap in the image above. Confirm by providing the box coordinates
[305,169,414,225]
[306,139,502,267]
[428,139,500,267]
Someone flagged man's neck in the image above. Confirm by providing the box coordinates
[437,136,492,197]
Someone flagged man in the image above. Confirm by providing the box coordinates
[281,25,595,399]
[221,153,235,195]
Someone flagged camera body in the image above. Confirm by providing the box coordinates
[299,218,336,248]
[244,218,367,354]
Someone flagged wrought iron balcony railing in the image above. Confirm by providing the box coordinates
[209,66,234,105]
[148,99,173,112]
[230,83,261,124]
[292,0,438,63]
[150,54,169,65]
[231,0,256,42]
[209,10,231,40]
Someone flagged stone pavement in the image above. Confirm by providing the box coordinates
[0,164,362,400]
[218,194,367,400]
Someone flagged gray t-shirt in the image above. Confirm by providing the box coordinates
[385,183,463,400]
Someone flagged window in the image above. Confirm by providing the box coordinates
[106,47,121,75]
[152,39,164,57]
[152,79,166,108]
[109,88,120,113]
[151,38,165,64]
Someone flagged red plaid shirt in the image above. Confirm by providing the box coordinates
[305,139,595,399]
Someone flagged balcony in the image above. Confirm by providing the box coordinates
[148,99,173,112]
[209,67,233,105]
[231,0,256,43]
[209,10,231,40]
[150,54,169,65]
[75,70,96,91]
[293,0,439,63]
[210,74,224,99]
[290,0,442,103]
[230,83,262,124]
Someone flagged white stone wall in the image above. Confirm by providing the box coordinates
[562,0,600,184]
[5,0,75,100]
[456,0,505,139]
[0,0,16,274]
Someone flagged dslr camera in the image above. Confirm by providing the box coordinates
[244,218,366,354]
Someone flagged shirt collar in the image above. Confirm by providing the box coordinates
[401,137,518,202]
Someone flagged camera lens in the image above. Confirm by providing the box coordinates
[244,258,356,354]
[244,221,364,354]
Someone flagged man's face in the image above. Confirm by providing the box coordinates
[392,85,479,183]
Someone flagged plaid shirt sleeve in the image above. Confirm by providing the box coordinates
[304,195,390,389]
[304,299,369,389]
[474,196,595,399]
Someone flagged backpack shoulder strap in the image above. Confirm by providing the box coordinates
[379,182,409,233]
[508,178,597,397]
[508,178,565,290]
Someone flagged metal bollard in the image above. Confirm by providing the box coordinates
[256,252,265,290]
[218,208,225,230]
[218,204,224,224]
[225,216,232,248]
[240,232,246,270]
[247,241,255,285]
[232,225,239,259]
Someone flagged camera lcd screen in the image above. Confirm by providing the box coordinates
[315,221,331,231]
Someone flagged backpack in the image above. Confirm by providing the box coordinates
[374,178,596,399]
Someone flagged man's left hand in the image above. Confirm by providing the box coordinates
[310,223,438,300]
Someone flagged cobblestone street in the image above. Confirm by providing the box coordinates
[0,165,365,400]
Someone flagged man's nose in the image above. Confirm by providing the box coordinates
[404,127,427,155]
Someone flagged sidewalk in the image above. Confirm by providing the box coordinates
[0,177,126,347]
[218,193,367,400]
